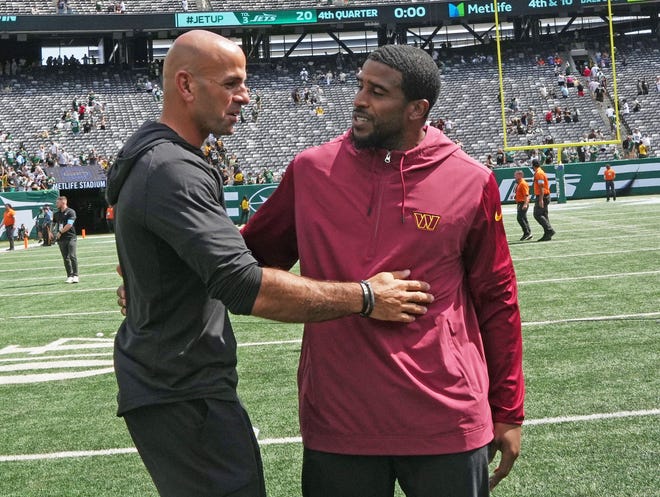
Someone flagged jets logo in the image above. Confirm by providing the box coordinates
[413,212,441,232]
[248,185,278,212]
[494,211,502,222]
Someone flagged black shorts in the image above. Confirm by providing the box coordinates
[302,445,489,497]
[123,398,266,497]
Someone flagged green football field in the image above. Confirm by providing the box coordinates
[0,195,658,497]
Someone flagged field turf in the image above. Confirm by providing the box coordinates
[0,195,658,497]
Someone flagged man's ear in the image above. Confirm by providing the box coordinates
[408,99,430,121]
[175,70,195,102]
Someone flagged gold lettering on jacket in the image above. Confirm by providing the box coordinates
[413,212,441,232]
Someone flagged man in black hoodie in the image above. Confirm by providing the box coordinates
[106,30,433,497]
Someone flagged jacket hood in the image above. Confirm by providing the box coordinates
[344,125,460,172]
[344,125,463,223]
[106,121,202,205]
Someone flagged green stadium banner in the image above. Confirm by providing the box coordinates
[223,159,660,222]
[554,164,567,204]
[224,184,280,222]
[494,158,660,204]
[0,190,59,240]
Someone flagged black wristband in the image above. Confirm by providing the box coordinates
[359,280,375,317]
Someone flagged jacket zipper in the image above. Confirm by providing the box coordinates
[367,151,392,259]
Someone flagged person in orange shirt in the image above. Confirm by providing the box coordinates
[604,164,616,201]
[532,160,555,241]
[106,205,115,233]
[514,170,532,241]
[1,203,16,251]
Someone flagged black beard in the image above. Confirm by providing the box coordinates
[351,132,376,150]
[351,129,400,150]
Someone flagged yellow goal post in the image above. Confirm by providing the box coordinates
[492,0,622,159]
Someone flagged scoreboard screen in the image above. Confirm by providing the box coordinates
[0,0,655,33]
[175,0,653,29]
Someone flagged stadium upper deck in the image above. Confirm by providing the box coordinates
[1,0,392,16]
[1,36,657,182]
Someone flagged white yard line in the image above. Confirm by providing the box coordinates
[238,339,302,347]
[513,247,659,261]
[518,270,660,285]
[511,232,658,245]
[0,352,113,363]
[0,261,117,273]
[0,272,116,283]
[1,409,657,462]
[0,288,117,298]
[4,310,118,320]
[522,312,660,327]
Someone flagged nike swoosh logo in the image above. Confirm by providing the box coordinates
[494,212,502,222]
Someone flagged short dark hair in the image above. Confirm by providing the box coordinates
[367,44,441,114]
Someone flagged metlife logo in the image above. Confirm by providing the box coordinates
[448,0,513,18]
[448,2,465,17]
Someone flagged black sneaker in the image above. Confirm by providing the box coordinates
[537,235,550,242]
[521,234,533,241]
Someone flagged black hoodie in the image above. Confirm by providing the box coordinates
[107,121,262,415]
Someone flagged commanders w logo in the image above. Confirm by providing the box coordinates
[413,212,441,231]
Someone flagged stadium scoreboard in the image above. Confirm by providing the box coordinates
[0,0,655,33]
[174,0,649,28]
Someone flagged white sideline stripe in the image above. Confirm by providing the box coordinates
[5,311,117,320]
[519,270,660,285]
[1,409,658,462]
[0,352,113,363]
[513,247,659,261]
[0,368,116,385]
[0,448,138,462]
[0,360,113,372]
[0,312,655,360]
[0,272,116,283]
[522,312,660,327]
[0,288,116,298]
[514,232,657,245]
[0,262,116,273]
[238,339,301,347]
[6,304,660,323]
[0,341,299,358]
[524,409,660,426]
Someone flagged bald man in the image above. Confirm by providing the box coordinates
[106,30,432,497]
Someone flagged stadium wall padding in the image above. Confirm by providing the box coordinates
[224,158,660,221]
[493,158,660,203]
[0,190,59,240]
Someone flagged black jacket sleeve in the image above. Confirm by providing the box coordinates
[144,146,262,315]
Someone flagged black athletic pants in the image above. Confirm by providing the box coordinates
[605,180,616,201]
[516,203,531,236]
[123,399,266,497]
[302,445,489,497]
[42,225,52,246]
[533,194,553,235]
[5,224,14,250]
[57,236,78,276]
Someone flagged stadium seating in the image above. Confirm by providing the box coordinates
[0,0,199,15]
[615,40,660,148]
[0,38,657,182]
[0,0,389,15]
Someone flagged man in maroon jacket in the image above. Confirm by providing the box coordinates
[243,45,524,497]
